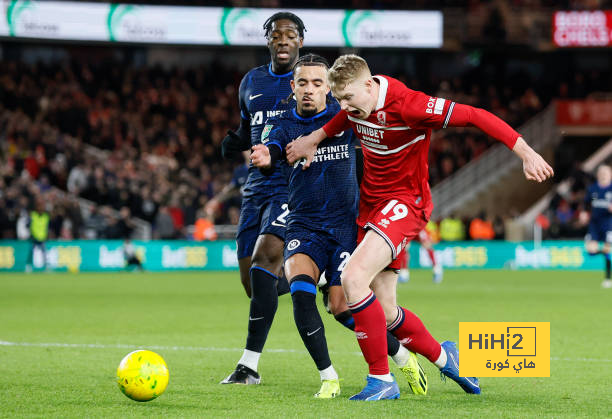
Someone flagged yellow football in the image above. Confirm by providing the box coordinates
[116,350,169,402]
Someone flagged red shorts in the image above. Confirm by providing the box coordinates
[357,197,428,270]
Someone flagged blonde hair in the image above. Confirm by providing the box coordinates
[327,54,371,93]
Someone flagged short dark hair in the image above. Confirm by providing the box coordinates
[263,12,306,39]
[293,53,329,72]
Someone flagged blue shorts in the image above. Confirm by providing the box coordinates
[586,219,612,243]
[284,225,356,287]
[236,196,288,259]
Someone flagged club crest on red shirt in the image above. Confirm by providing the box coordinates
[377,111,387,126]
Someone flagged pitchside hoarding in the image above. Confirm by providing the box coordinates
[0,1,443,48]
[0,240,602,272]
[0,240,239,272]
[410,241,594,270]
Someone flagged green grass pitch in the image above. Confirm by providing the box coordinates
[1,269,611,418]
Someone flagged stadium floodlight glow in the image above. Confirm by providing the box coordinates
[0,1,443,48]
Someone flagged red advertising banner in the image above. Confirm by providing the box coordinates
[553,10,612,47]
[556,100,612,125]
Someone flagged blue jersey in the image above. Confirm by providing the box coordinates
[239,64,294,199]
[586,182,612,223]
[230,163,249,192]
[263,101,359,234]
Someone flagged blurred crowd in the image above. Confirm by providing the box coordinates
[0,109,142,240]
[537,166,594,240]
[0,59,241,239]
[400,66,610,185]
[426,79,543,185]
[0,48,608,240]
[421,211,507,243]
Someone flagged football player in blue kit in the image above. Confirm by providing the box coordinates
[220,12,305,385]
[251,54,427,398]
[585,164,612,288]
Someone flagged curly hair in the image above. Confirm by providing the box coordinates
[263,12,306,39]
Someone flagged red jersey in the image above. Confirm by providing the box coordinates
[323,75,520,218]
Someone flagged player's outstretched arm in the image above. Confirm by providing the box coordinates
[250,144,272,169]
[446,103,553,182]
[285,129,326,169]
[512,137,554,182]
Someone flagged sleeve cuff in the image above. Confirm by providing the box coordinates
[442,101,455,129]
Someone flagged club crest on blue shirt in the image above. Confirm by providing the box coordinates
[261,124,273,142]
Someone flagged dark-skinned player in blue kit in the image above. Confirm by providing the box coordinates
[220,12,305,385]
[250,54,427,398]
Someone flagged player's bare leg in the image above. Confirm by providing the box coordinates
[372,270,441,358]
[370,270,398,321]
[369,270,427,394]
[586,240,612,288]
[285,253,340,398]
[238,257,252,297]
[327,283,348,316]
[420,235,443,283]
[340,230,400,400]
[342,231,392,299]
[586,240,600,255]
[222,234,284,385]
[371,264,480,394]
[397,247,410,283]
[602,242,612,288]
[326,283,422,393]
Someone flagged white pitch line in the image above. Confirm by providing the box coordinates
[0,340,359,356]
[1,341,610,363]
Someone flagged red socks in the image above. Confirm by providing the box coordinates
[349,292,441,372]
[427,248,436,266]
[348,291,389,375]
[388,306,441,363]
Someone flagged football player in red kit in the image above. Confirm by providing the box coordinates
[286,54,553,400]
[397,228,443,284]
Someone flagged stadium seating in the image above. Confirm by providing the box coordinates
[1,39,609,239]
